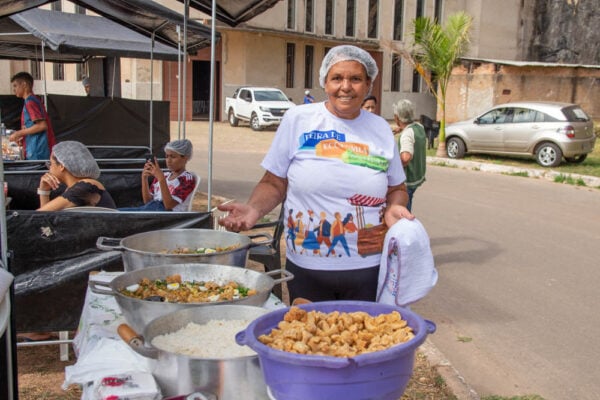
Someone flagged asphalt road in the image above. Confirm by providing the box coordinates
[183,121,600,400]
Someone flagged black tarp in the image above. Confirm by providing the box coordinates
[0,93,170,155]
[6,210,212,331]
[0,8,181,62]
[0,0,215,54]
[179,0,281,27]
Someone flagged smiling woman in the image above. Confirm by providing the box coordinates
[217,45,416,305]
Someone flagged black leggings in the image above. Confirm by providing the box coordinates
[285,258,379,303]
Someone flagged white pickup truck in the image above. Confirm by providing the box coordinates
[225,87,295,131]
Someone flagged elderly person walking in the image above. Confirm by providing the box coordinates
[218,45,414,303]
[37,141,115,211]
[393,99,427,212]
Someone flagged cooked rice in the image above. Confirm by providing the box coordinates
[151,319,256,358]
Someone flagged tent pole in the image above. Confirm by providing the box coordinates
[177,25,182,140]
[1,154,15,400]
[207,0,217,211]
[182,0,189,139]
[41,41,47,108]
[149,31,155,153]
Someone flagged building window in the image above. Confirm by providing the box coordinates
[304,45,314,89]
[391,54,401,92]
[434,0,443,22]
[393,0,403,41]
[75,4,86,14]
[76,64,86,81]
[53,63,64,81]
[287,0,295,30]
[412,68,421,92]
[51,1,62,11]
[346,0,355,37]
[286,43,295,88]
[416,0,425,18]
[305,0,314,32]
[325,0,334,35]
[30,61,41,80]
[367,0,378,39]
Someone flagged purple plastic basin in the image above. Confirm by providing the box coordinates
[236,301,436,400]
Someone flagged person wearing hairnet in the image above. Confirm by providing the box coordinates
[37,141,115,211]
[120,139,196,211]
[218,45,413,303]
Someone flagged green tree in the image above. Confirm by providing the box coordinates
[408,11,473,157]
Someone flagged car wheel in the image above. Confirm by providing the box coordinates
[446,137,466,159]
[228,109,239,127]
[535,142,562,167]
[565,154,587,164]
[250,113,262,131]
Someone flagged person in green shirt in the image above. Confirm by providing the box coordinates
[393,99,427,212]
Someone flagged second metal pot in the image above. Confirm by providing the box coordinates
[89,263,293,333]
[97,228,272,271]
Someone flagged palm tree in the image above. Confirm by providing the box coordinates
[409,12,473,157]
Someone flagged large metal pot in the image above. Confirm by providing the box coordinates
[97,229,272,271]
[89,263,293,333]
[118,305,270,399]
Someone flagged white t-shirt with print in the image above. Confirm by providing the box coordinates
[262,102,406,271]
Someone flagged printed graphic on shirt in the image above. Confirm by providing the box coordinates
[285,198,386,259]
[299,129,389,172]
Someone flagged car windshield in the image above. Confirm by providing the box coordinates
[254,90,288,101]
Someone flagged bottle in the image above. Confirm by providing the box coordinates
[0,123,5,136]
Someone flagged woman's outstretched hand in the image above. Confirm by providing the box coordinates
[217,201,260,232]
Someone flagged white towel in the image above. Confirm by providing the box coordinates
[376,218,438,307]
[0,267,14,299]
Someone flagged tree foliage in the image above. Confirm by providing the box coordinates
[409,11,473,149]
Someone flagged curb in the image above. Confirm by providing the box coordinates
[420,339,481,400]
[427,156,600,188]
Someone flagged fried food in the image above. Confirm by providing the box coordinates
[119,273,257,303]
[258,307,414,357]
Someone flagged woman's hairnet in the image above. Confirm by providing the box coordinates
[165,139,193,159]
[318,45,379,88]
[52,141,100,179]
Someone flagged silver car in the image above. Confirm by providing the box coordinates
[445,102,596,167]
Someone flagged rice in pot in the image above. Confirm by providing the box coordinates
[151,319,256,358]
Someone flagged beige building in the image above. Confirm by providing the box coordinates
[5,0,595,123]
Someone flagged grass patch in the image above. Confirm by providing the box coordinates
[554,174,587,186]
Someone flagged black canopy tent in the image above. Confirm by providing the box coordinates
[0,8,181,62]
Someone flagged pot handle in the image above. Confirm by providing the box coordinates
[96,236,124,251]
[425,319,437,335]
[88,280,116,296]
[117,323,158,359]
[247,232,273,248]
[266,269,294,285]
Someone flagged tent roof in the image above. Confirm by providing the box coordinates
[0,0,215,53]
[179,0,281,27]
[0,8,182,62]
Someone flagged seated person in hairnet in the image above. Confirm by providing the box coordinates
[119,139,197,211]
[37,141,116,211]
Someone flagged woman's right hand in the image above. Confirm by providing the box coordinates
[217,202,260,232]
[39,172,60,191]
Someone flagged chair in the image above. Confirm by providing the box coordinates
[248,206,285,298]
[184,171,202,212]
